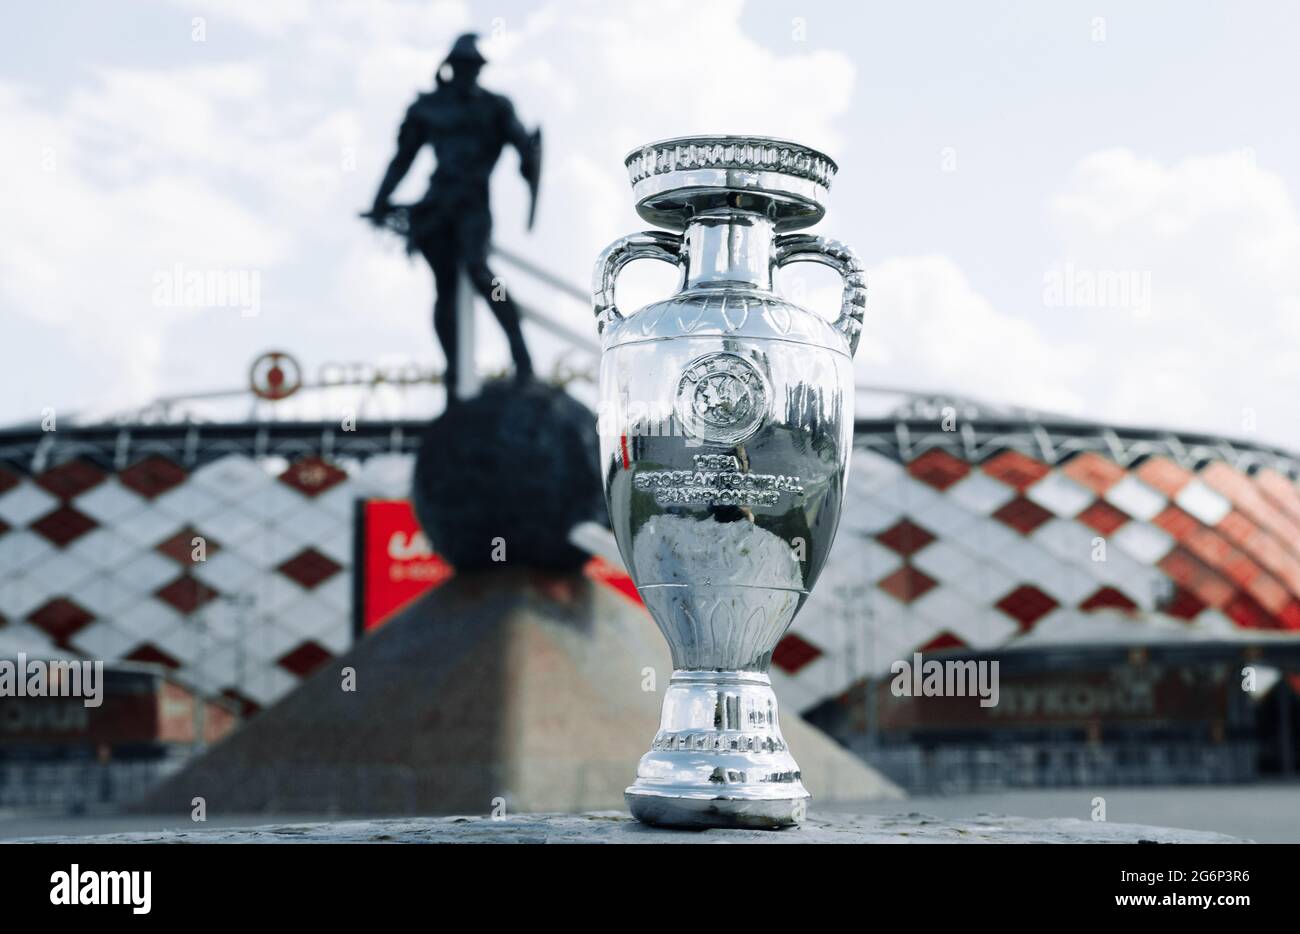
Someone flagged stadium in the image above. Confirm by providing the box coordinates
[3,253,1298,808]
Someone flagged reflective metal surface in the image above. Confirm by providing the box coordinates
[593,135,865,829]
[624,135,836,231]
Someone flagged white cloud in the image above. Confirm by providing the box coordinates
[0,75,294,415]
[0,0,858,423]
[10,2,1295,455]
[186,0,315,37]
[830,148,1300,446]
[1045,148,1300,444]
[849,255,1090,416]
[2,0,863,421]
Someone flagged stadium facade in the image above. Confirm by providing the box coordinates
[2,390,1300,798]
[783,407,1300,790]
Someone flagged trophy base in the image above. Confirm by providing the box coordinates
[626,788,809,830]
[625,670,810,830]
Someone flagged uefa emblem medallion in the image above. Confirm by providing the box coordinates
[675,352,768,445]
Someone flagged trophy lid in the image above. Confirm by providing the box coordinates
[625,135,838,231]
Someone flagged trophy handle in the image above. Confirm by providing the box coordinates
[772,234,867,358]
[592,231,686,335]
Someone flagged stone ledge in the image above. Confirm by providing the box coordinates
[13,811,1246,844]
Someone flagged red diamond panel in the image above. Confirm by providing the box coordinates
[1158,548,1201,589]
[1153,505,1199,543]
[982,450,1050,492]
[875,518,937,557]
[906,449,970,492]
[1224,591,1271,630]
[1221,551,1260,590]
[772,632,823,674]
[1158,548,1233,609]
[278,640,333,677]
[34,459,106,501]
[992,496,1054,535]
[878,565,938,604]
[29,505,98,548]
[1062,452,1125,494]
[1256,469,1300,530]
[1080,586,1138,613]
[28,598,95,645]
[1260,513,1300,559]
[277,547,343,589]
[279,456,348,497]
[1246,570,1290,616]
[1220,473,1300,545]
[1161,585,1206,621]
[155,575,219,614]
[1136,456,1191,497]
[1197,565,1234,610]
[1217,510,1258,549]
[1185,528,1234,569]
[1280,601,1300,631]
[0,466,20,496]
[1277,562,1300,602]
[156,526,221,566]
[918,630,968,652]
[1076,499,1130,535]
[126,643,181,669]
[118,456,188,499]
[1211,465,1300,550]
[1240,534,1300,594]
[995,584,1058,631]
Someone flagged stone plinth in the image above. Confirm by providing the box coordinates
[19,811,1245,844]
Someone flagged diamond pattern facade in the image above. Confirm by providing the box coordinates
[771,440,1300,715]
[4,423,1300,728]
[30,505,99,547]
[0,450,402,714]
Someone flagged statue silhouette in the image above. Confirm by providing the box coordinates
[367,33,540,400]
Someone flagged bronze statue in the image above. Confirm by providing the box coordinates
[366,33,541,400]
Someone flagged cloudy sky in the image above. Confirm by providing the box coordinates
[3,1,1299,448]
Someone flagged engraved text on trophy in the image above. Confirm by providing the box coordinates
[633,454,803,507]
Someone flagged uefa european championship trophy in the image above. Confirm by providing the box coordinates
[592,136,866,828]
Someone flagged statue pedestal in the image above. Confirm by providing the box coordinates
[133,569,899,816]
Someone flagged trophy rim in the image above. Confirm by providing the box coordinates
[622,134,839,175]
[623,135,838,232]
[624,136,837,232]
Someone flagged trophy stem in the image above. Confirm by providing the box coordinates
[625,669,810,829]
[683,211,775,291]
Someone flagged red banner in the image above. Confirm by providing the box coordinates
[360,500,453,632]
[358,500,643,633]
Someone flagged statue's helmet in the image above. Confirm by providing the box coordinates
[444,33,487,65]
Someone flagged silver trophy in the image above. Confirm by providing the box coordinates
[592,136,866,828]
